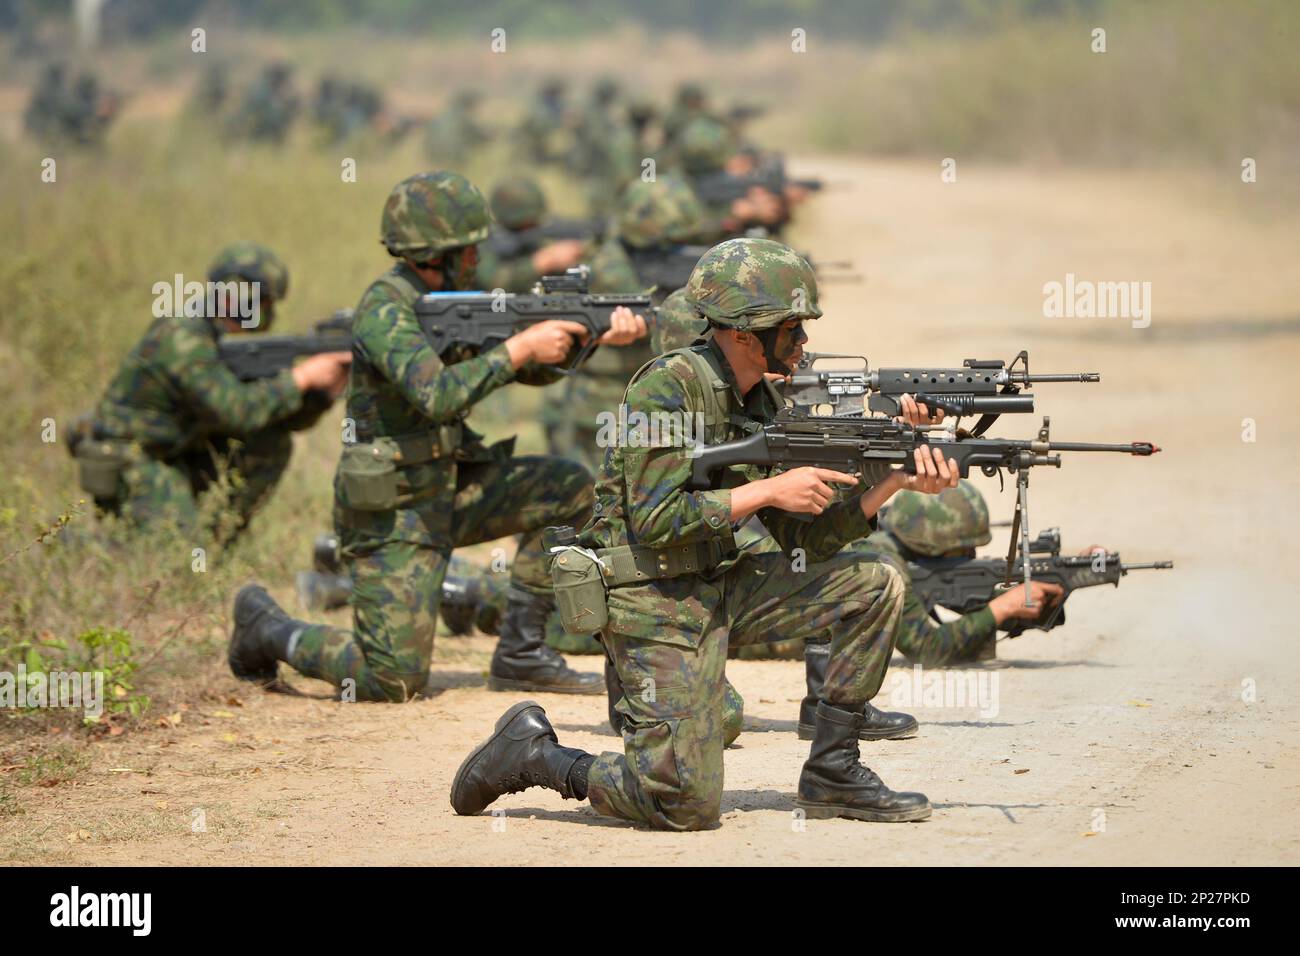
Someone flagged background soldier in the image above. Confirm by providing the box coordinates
[228,171,645,702]
[70,242,350,540]
[869,482,1066,666]
[475,177,588,294]
[453,238,958,830]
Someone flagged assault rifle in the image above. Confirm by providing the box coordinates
[218,309,353,381]
[899,527,1173,636]
[783,351,1098,428]
[415,266,654,372]
[688,411,1159,605]
[484,217,608,259]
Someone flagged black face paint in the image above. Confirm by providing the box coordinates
[756,321,806,376]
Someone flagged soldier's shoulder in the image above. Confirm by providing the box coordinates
[150,315,219,366]
[627,347,711,406]
[355,268,417,323]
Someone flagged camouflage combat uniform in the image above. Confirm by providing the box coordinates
[542,175,708,472]
[579,242,904,830]
[75,243,322,539]
[866,483,998,665]
[281,172,597,702]
[231,63,299,143]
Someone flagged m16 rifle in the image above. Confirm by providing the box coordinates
[688,411,1160,606]
[217,309,353,381]
[899,526,1173,636]
[783,351,1098,432]
[415,266,654,373]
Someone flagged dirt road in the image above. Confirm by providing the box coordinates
[6,156,1298,866]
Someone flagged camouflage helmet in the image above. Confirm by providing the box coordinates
[615,175,706,249]
[490,177,547,230]
[679,117,733,174]
[881,480,992,557]
[676,81,706,106]
[380,171,491,259]
[206,241,289,301]
[685,237,822,330]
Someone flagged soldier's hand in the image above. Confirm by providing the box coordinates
[292,351,351,394]
[506,320,590,367]
[895,445,959,494]
[598,305,648,346]
[761,466,858,515]
[531,240,586,275]
[732,187,783,226]
[897,393,945,426]
[990,581,1065,625]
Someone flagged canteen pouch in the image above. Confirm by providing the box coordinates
[338,439,400,511]
[74,440,131,499]
[551,546,609,635]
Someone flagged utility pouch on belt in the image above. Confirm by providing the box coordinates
[337,438,401,511]
[338,423,463,512]
[546,526,609,635]
[73,439,133,499]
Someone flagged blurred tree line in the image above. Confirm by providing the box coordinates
[2,0,1110,43]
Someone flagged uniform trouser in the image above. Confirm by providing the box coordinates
[115,429,291,540]
[288,454,592,702]
[587,550,905,831]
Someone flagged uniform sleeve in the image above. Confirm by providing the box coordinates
[620,361,733,547]
[759,493,877,565]
[894,589,997,666]
[162,323,303,433]
[355,296,517,422]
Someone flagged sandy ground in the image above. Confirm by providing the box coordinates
[4,155,1299,866]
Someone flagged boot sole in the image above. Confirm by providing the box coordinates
[796,717,920,742]
[451,699,541,816]
[487,675,604,696]
[794,800,932,823]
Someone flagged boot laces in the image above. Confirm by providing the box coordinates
[496,769,548,795]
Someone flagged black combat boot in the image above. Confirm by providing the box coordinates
[312,533,342,574]
[229,585,301,683]
[451,701,591,816]
[795,701,932,822]
[797,643,919,741]
[487,588,602,695]
[295,570,352,611]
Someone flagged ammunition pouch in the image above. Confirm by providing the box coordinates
[73,438,134,500]
[338,422,464,511]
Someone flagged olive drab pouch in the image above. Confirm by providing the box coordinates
[73,439,132,499]
[337,438,401,511]
[550,545,609,635]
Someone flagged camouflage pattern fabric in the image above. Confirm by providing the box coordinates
[880,481,993,556]
[489,177,547,230]
[86,315,306,535]
[571,85,637,216]
[451,554,600,654]
[207,242,290,303]
[284,260,595,700]
[579,337,903,830]
[686,237,822,328]
[650,286,707,354]
[860,529,997,666]
[382,171,492,259]
[614,175,707,249]
[231,63,298,143]
[676,117,734,176]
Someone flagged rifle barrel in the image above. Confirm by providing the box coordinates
[1121,561,1174,570]
[1048,441,1159,455]
[1016,372,1101,383]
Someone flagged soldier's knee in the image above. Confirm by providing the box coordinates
[656,784,723,832]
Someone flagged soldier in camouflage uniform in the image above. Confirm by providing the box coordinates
[475,177,588,295]
[424,91,491,164]
[228,171,647,703]
[675,117,786,237]
[231,62,299,144]
[71,243,350,539]
[452,237,961,830]
[571,78,637,216]
[867,483,1064,666]
[660,81,711,154]
[542,175,706,473]
[515,78,571,164]
[24,64,67,139]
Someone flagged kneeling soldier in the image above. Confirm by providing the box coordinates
[451,238,958,829]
